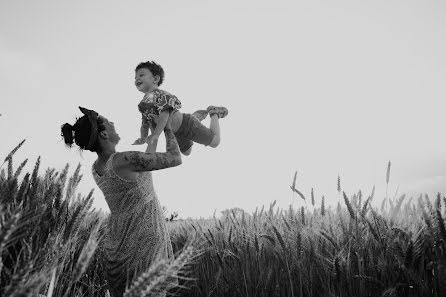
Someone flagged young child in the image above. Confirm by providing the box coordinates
[132,61,228,156]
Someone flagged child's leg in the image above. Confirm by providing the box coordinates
[182,146,192,156]
[171,112,193,155]
[192,109,208,121]
[206,106,228,148]
[208,114,220,148]
[175,135,193,155]
[179,109,227,149]
[174,114,213,149]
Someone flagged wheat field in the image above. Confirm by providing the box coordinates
[1,141,445,297]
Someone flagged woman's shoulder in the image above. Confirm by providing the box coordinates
[109,152,126,170]
[109,152,142,182]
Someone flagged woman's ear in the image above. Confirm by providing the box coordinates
[99,130,109,139]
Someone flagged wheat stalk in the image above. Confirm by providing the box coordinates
[124,245,196,297]
[321,196,325,216]
[2,139,26,167]
[343,192,356,220]
[386,161,391,200]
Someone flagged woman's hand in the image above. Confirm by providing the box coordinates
[145,134,159,146]
[132,138,146,145]
[115,121,182,173]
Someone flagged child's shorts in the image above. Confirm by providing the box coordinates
[174,113,215,153]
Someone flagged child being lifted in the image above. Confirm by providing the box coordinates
[133,61,228,156]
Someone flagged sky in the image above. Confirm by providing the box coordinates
[1,0,446,218]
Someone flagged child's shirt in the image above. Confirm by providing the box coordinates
[138,89,182,125]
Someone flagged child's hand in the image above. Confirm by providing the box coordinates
[132,138,146,145]
[145,134,159,146]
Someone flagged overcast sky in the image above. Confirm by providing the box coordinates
[1,0,446,218]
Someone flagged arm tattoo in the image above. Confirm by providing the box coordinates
[125,153,154,169]
[122,129,181,172]
[124,151,179,171]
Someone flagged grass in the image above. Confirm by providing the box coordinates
[1,140,445,297]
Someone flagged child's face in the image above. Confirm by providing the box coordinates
[135,68,158,93]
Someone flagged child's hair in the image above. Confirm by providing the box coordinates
[135,61,165,86]
[61,112,106,152]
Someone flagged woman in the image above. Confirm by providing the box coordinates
[61,107,181,297]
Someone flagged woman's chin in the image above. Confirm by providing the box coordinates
[112,136,120,145]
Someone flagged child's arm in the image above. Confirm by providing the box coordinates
[116,126,182,173]
[146,110,169,145]
[145,112,173,153]
[145,121,158,153]
[140,120,150,138]
[133,117,150,145]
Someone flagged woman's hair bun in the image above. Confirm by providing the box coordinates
[61,123,75,146]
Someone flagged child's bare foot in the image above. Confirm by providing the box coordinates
[207,106,228,119]
[192,109,208,121]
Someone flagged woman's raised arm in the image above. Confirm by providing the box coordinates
[115,127,182,172]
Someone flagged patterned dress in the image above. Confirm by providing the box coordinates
[92,153,175,297]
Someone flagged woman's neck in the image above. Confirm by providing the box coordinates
[97,148,116,164]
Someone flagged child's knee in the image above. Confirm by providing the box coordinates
[182,147,192,155]
[208,135,220,148]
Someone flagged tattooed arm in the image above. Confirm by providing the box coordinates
[115,127,182,173]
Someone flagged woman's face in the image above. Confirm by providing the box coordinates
[99,116,120,144]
